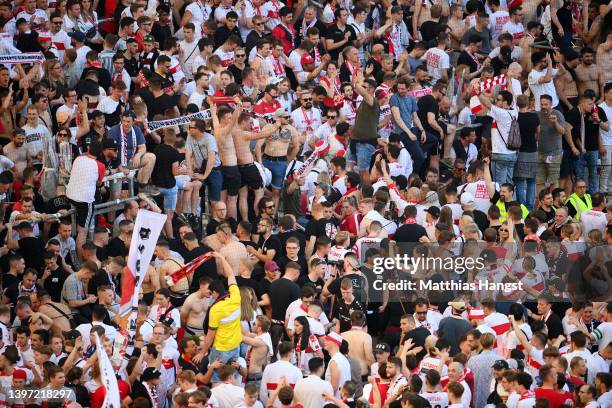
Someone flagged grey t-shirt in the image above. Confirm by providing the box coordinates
[462,27,492,54]
[537,109,565,155]
[186,132,221,171]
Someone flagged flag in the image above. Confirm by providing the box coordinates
[166,252,214,285]
[470,74,508,114]
[95,333,121,408]
[118,210,166,328]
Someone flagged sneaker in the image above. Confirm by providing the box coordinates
[139,184,160,196]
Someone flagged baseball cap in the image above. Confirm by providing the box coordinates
[300,53,315,66]
[140,367,162,381]
[312,258,327,267]
[426,206,440,218]
[68,31,86,42]
[143,35,155,42]
[264,260,279,271]
[449,301,466,312]
[460,191,475,207]
[273,108,290,119]
[374,343,390,353]
[102,138,118,150]
[493,360,509,370]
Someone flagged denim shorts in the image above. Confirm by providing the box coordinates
[263,158,287,190]
[355,142,376,171]
[175,175,190,190]
[158,185,178,211]
[206,167,222,201]
[208,346,241,383]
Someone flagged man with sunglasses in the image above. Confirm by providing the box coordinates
[292,91,322,156]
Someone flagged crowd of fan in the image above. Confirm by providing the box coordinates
[0,0,612,407]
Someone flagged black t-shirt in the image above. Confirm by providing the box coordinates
[236,276,263,300]
[107,237,129,257]
[403,326,430,360]
[95,244,108,262]
[417,95,440,137]
[305,218,339,241]
[178,354,207,374]
[419,21,444,46]
[185,245,218,292]
[325,24,356,61]
[46,195,71,237]
[457,51,479,73]
[297,274,325,295]
[19,237,45,274]
[44,267,70,302]
[518,111,540,152]
[228,64,245,85]
[491,56,511,76]
[214,26,243,49]
[206,217,238,236]
[544,312,564,340]
[258,234,282,263]
[565,106,608,151]
[152,144,181,188]
[332,297,366,332]
[124,56,140,78]
[88,268,112,295]
[277,255,308,276]
[269,277,300,321]
[394,224,427,243]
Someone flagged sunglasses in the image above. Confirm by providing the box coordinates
[235,54,246,58]
[52,20,62,24]
[327,115,337,119]
[265,205,275,209]
[255,22,264,26]
[302,98,313,102]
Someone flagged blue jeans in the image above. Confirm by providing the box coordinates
[206,167,223,201]
[492,152,517,185]
[355,142,376,172]
[514,177,536,211]
[158,185,178,211]
[576,151,599,193]
[262,158,287,190]
[394,129,439,176]
[208,346,241,383]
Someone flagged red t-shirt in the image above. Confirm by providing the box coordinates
[253,99,281,116]
[535,388,573,408]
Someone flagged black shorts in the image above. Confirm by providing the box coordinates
[69,199,94,229]
[239,163,263,190]
[222,165,241,196]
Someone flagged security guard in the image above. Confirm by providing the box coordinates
[565,180,592,220]
[495,183,529,222]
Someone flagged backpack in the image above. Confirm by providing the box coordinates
[500,111,521,150]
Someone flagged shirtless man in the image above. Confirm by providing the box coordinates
[576,47,603,98]
[555,51,580,110]
[241,315,273,387]
[340,310,374,379]
[257,108,300,208]
[141,263,161,305]
[233,112,280,221]
[3,129,32,179]
[37,291,72,337]
[155,240,188,301]
[211,98,242,221]
[597,32,612,96]
[180,276,212,336]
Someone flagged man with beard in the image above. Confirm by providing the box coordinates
[575,47,603,99]
[291,90,323,156]
[3,129,32,178]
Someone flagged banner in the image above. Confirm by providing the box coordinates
[95,333,121,408]
[147,110,211,132]
[0,52,45,65]
[119,210,166,325]
[409,88,432,98]
[166,252,214,285]
[470,74,509,114]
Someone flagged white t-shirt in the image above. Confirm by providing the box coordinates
[488,105,519,154]
[581,209,607,239]
[489,11,510,45]
[424,47,450,85]
[502,20,524,39]
[458,180,498,213]
[97,96,121,115]
[600,101,612,145]
[291,107,322,146]
[21,123,50,158]
[528,68,559,110]
[186,0,212,23]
